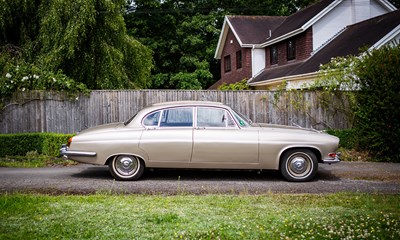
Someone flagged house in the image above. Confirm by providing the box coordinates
[211,0,398,90]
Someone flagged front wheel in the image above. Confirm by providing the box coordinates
[280,149,318,182]
[109,155,144,181]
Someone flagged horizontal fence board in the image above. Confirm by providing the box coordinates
[0,90,351,134]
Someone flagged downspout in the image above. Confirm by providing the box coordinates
[251,45,255,77]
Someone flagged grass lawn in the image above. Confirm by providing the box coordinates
[0,154,76,168]
[0,193,399,239]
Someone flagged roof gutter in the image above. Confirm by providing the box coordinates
[248,72,318,87]
[369,24,400,50]
[260,0,343,48]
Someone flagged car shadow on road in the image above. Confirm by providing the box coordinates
[143,169,283,181]
[316,168,341,181]
[71,165,341,182]
[71,166,112,180]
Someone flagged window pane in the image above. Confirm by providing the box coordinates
[236,50,242,69]
[197,107,235,128]
[224,55,231,72]
[287,39,296,60]
[160,108,193,127]
[143,111,160,126]
[270,46,278,65]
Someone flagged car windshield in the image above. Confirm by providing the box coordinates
[231,109,252,127]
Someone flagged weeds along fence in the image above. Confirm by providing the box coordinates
[0,90,351,134]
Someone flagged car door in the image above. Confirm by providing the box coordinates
[191,107,259,167]
[139,107,193,167]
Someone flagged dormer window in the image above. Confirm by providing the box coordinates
[270,45,278,65]
[287,39,296,61]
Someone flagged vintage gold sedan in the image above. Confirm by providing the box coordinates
[60,101,340,182]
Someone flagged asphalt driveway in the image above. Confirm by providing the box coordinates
[0,162,399,194]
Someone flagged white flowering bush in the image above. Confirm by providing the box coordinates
[0,61,89,98]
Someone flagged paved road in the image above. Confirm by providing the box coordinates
[0,162,399,194]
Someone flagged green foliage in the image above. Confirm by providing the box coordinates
[309,56,359,127]
[0,0,39,46]
[218,79,252,90]
[0,153,75,168]
[353,45,400,162]
[0,133,73,157]
[315,44,400,162]
[0,50,89,99]
[326,129,357,149]
[126,0,317,89]
[37,0,153,89]
[0,0,153,91]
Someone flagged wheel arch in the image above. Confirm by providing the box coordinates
[105,153,147,167]
[278,146,322,168]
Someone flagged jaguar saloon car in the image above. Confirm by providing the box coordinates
[60,101,340,182]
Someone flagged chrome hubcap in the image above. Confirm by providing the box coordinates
[290,157,307,174]
[287,154,312,178]
[115,156,139,176]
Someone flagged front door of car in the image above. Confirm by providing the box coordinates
[139,107,193,166]
[191,107,259,166]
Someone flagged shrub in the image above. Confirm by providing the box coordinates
[0,59,89,98]
[326,129,357,149]
[218,79,253,90]
[0,133,73,157]
[353,45,400,162]
[316,44,400,162]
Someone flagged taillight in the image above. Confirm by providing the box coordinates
[328,153,337,158]
[67,137,73,147]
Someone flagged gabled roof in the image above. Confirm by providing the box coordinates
[228,16,287,45]
[214,0,397,59]
[261,0,397,47]
[265,0,337,43]
[214,16,286,59]
[249,10,400,86]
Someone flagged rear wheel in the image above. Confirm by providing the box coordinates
[280,149,318,182]
[108,155,144,181]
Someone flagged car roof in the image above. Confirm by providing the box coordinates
[126,101,230,127]
[150,101,224,108]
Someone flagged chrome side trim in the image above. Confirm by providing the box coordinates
[60,144,97,159]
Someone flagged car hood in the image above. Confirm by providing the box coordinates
[253,123,321,133]
[253,123,339,143]
[78,122,124,135]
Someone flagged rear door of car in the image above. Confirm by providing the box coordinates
[139,107,194,167]
[191,107,259,167]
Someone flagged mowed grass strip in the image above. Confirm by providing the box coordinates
[0,193,399,239]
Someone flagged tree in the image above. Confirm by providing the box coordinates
[37,0,153,89]
[0,0,153,90]
[125,0,318,89]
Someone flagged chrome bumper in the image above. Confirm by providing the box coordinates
[60,144,97,159]
[321,152,341,164]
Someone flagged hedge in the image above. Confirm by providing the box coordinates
[0,133,73,157]
[326,129,357,149]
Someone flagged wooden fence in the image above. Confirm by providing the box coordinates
[0,90,351,134]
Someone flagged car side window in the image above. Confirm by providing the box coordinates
[197,107,236,128]
[143,111,161,127]
[160,107,193,127]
